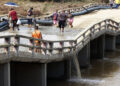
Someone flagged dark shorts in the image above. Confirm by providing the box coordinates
[110,4,113,7]
[28,18,32,24]
[59,20,66,28]
[12,19,18,28]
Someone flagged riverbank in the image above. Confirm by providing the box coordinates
[0,0,99,17]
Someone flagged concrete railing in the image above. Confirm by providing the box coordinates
[0,34,76,56]
[76,19,119,52]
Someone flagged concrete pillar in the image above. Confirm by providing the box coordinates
[0,64,4,86]
[90,35,105,59]
[77,42,90,67]
[64,59,71,79]
[116,35,120,48]
[41,64,47,86]
[0,63,10,86]
[105,35,116,51]
[11,62,47,86]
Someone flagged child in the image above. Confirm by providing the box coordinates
[53,10,58,26]
[68,10,73,28]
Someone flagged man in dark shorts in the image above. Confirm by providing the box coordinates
[27,7,33,29]
[58,10,67,32]
[8,8,19,31]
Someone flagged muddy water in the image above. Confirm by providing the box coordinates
[48,48,120,86]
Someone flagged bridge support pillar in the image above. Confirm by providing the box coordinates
[64,59,72,79]
[77,43,90,67]
[0,63,10,86]
[105,35,116,51]
[11,62,47,86]
[90,35,105,59]
[116,35,120,48]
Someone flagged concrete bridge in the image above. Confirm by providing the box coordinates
[0,3,120,86]
[0,18,120,86]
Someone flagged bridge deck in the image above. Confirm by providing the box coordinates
[74,9,120,28]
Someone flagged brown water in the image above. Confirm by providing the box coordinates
[48,48,120,86]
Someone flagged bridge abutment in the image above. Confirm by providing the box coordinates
[90,35,105,59]
[105,35,116,51]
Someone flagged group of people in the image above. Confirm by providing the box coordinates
[52,10,73,32]
[8,7,42,53]
[8,7,74,33]
[8,7,74,52]
[8,7,34,31]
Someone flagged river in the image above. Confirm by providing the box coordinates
[48,46,120,86]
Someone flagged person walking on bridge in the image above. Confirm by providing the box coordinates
[68,10,73,28]
[32,26,42,53]
[109,0,114,7]
[58,10,67,32]
[8,8,19,31]
[27,7,33,29]
[52,10,59,26]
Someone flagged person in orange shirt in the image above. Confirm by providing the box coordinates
[32,26,42,53]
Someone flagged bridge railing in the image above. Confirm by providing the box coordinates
[0,34,76,57]
[74,19,120,52]
[17,35,76,55]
